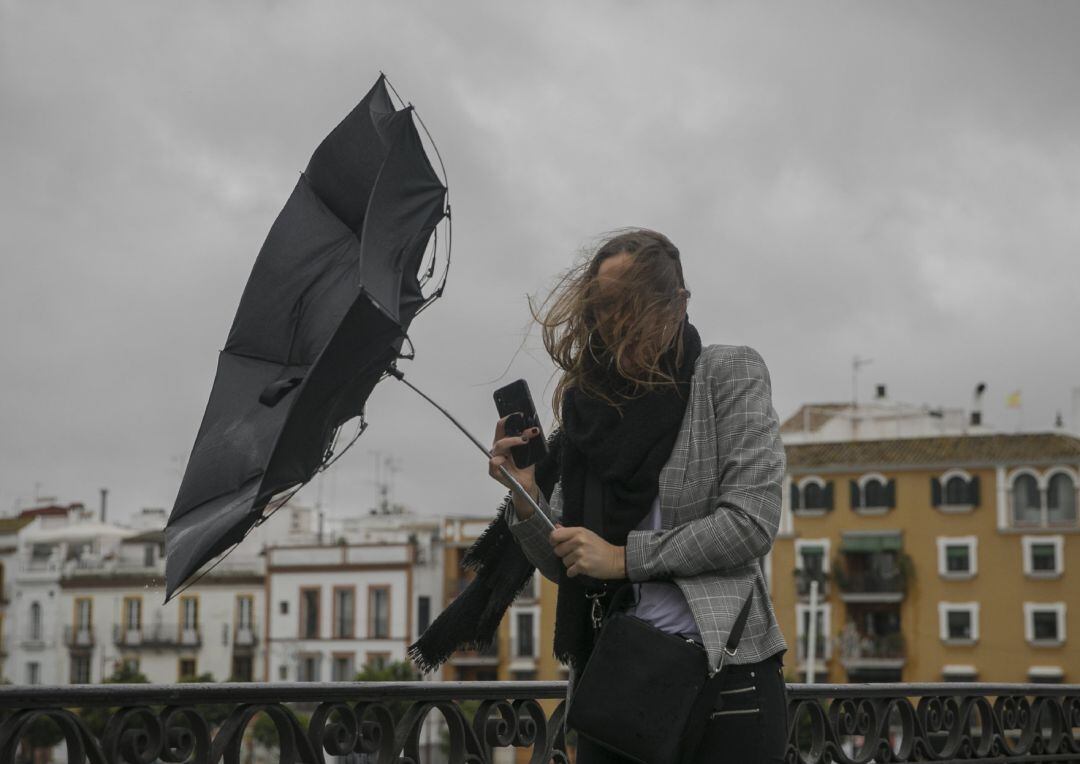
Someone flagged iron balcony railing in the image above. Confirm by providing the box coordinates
[794,568,831,598]
[62,626,95,649]
[112,623,202,649]
[1,681,1078,763]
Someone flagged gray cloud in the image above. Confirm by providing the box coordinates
[2,0,1078,527]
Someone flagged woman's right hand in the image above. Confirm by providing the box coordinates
[489,415,541,516]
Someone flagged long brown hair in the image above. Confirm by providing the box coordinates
[528,228,691,425]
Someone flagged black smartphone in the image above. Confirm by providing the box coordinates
[493,379,548,469]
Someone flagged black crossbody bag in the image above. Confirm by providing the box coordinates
[566,470,755,764]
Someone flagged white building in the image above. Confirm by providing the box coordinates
[265,542,416,682]
[6,506,266,684]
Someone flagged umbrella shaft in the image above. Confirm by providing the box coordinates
[389,368,547,520]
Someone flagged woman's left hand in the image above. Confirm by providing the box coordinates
[549,524,626,579]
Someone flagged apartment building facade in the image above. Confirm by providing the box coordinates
[772,426,1080,684]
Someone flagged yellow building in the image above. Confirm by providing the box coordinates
[771,429,1080,684]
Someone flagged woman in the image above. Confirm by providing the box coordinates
[487,229,789,763]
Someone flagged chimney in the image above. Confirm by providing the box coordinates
[100,488,108,523]
[970,382,987,429]
[875,384,887,400]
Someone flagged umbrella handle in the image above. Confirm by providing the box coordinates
[386,366,553,529]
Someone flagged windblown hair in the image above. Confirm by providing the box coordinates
[528,228,691,426]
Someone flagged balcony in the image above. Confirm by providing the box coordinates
[62,626,95,649]
[794,569,830,599]
[2,680,1078,763]
[233,624,258,649]
[113,623,201,649]
[834,552,911,603]
[447,640,499,666]
[839,631,906,671]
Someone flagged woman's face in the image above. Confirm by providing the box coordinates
[593,252,633,346]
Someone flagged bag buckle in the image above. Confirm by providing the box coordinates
[586,588,606,630]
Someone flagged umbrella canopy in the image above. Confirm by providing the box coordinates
[164,75,447,598]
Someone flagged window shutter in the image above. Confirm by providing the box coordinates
[824,482,835,510]
[969,475,980,507]
[790,482,801,511]
[931,477,942,507]
[849,480,861,509]
[885,479,896,508]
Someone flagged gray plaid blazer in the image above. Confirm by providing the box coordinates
[505,343,788,727]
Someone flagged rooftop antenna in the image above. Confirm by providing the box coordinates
[852,355,874,408]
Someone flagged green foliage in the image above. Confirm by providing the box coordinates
[352,659,422,724]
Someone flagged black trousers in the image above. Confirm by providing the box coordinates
[574,652,789,764]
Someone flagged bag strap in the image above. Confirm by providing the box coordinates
[678,586,756,763]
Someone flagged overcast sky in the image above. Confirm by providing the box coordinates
[2,1,1079,527]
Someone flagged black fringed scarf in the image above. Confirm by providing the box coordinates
[407,316,702,675]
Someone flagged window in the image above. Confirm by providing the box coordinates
[1047,473,1078,524]
[29,602,42,641]
[516,573,538,600]
[850,474,895,513]
[794,539,830,597]
[791,478,834,514]
[1028,666,1065,684]
[365,652,390,671]
[1022,536,1064,577]
[936,537,977,579]
[939,603,979,644]
[942,665,977,682]
[932,471,980,511]
[516,611,536,657]
[236,595,254,630]
[418,596,431,635]
[297,653,321,682]
[1010,469,1078,528]
[1012,473,1042,525]
[178,658,197,680]
[74,598,92,631]
[1024,603,1066,646]
[26,662,40,685]
[333,587,355,638]
[278,664,288,680]
[280,600,289,615]
[231,654,254,682]
[300,588,320,639]
[123,597,142,632]
[143,544,155,568]
[70,653,91,684]
[331,653,355,681]
[180,596,199,642]
[795,603,831,662]
[368,586,390,638]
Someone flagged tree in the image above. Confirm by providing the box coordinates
[178,672,231,729]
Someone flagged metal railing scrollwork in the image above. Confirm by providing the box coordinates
[1,681,1078,763]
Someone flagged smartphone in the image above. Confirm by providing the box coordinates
[493,379,548,469]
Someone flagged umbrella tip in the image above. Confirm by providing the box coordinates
[386,365,405,381]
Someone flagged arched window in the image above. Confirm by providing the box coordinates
[803,482,826,510]
[29,602,42,641]
[864,478,887,508]
[944,476,968,506]
[1047,473,1077,524]
[1012,474,1041,525]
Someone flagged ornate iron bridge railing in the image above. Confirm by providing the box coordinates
[2,680,1079,763]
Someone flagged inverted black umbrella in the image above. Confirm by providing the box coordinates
[164,74,451,599]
